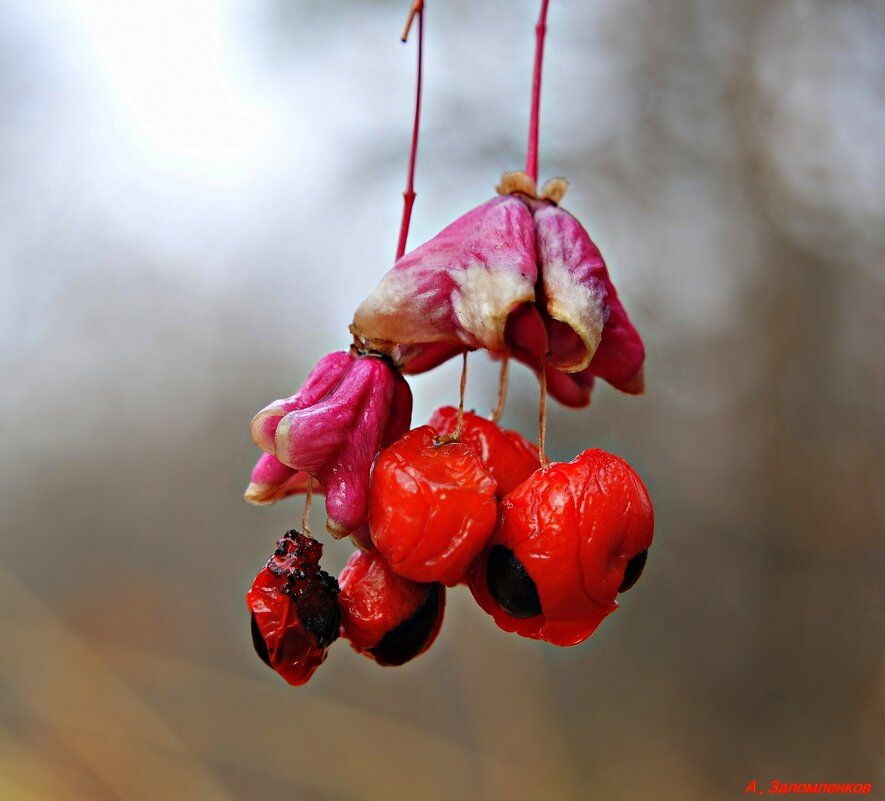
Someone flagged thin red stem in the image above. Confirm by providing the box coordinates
[396,1,424,261]
[525,0,550,185]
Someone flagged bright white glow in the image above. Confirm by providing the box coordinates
[69,0,269,167]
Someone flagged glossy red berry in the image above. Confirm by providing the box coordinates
[468,449,653,646]
[246,530,341,686]
[369,425,498,585]
[426,407,540,496]
[338,548,445,666]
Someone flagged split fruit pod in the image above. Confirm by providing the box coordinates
[369,425,498,586]
[247,530,341,686]
[468,449,654,646]
[427,406,540,496]
[338,548,445,666]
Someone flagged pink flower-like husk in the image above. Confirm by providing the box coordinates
[251,351,355,455]
[538,204,645,396]
[351,191,644,406]
[247,350,412,537]
[380,365,414,448]
[244,453,317,505]
[577,273,645,395]
[533,204,607,372]
[262,356,411,538]
[352,196,538,359]
[242,451,378,551]
[506,206,645,405]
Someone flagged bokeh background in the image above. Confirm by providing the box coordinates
[1,1,883,799]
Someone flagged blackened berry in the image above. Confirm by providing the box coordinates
[246,529,341,686]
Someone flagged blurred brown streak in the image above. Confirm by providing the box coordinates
[0,567,555,801]
[730,0,884,783]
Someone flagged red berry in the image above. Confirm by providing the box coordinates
[338,548,445,666]
[246,530,341,686]
[369,425,498,585]
[427,407,540,496]
[468,449,653,646]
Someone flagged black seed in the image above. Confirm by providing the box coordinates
[250,614,272,668]
[370,584,442,667]
[618,549,648,593]
[296,569,341,649]
[486,545,542,619]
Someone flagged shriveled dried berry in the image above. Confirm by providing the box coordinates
[427,407,540,496]
[246,530,341,686]
[469,449,653,646]
[338,548,444,667]
[369,426,497,586]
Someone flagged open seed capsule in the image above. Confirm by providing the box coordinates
[338,548,445,667]
[469,449,653,646]
[247,530,341,686]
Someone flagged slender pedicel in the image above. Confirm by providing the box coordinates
[396,0,425,261]
[525,0,551,184]
[491,354,510,424]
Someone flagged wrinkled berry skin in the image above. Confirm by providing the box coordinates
[247,530,341,686]
[427,407,540,497]
[369,426,498,586]
[338,548,445,666]
[469,449,653,646]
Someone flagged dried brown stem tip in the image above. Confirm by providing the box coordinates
[302,483,314,536]
[401,0,424,42]
[491,354,510,424]
[454,351,468,440]
[495,171,569,204]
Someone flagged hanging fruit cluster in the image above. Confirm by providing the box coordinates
[243,0,654,686]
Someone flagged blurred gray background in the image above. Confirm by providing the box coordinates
[1,1,883,799]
